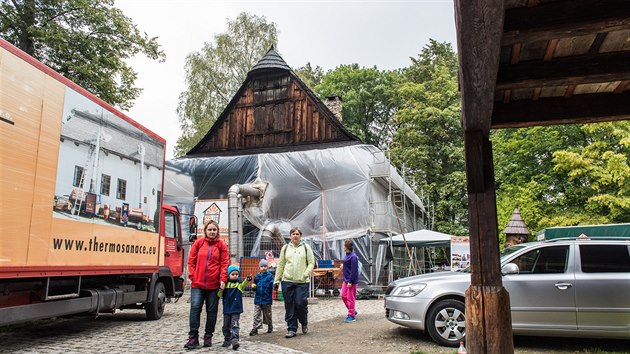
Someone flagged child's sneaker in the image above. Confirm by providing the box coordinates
[222,340,231,347]
[249,329,257,336]
[232,341,240,350]
[344,315,356,323]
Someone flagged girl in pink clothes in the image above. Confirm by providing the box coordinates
[341,239,359,322]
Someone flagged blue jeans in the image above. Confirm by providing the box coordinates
[281,281,309,332]
[189,288,219,337]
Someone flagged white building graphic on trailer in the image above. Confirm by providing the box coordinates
[53,87,164,230]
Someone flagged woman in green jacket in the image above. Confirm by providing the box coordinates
[274,226,315,338]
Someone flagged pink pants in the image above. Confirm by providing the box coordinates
[341,281,357,317]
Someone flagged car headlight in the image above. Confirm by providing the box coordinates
[390,284,426,297]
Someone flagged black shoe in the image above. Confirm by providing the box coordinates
[302,325,308,334]
[222,341,230,347]
[267,325,273,333]
[249,329,257,336]
[232,341,240,350]
[285,331,296,338]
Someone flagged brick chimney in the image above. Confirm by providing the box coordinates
[324,95,343,121]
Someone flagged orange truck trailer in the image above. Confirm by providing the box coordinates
[0,39,192,325]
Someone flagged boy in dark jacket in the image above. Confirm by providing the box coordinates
[219,265,251,350]
[249,259,274,336]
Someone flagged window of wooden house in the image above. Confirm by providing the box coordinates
[249,76,292,135]
[116,178,127,200]
[251,104,292,134]
[252,76,289,104]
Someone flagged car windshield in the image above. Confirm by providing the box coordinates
[500,244,529,260]
[458,244,530,273]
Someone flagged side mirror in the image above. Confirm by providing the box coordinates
[501,263,519,275]
[189,216,197,234]
[188,216,198,242]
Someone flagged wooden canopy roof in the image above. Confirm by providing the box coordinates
[459,0,630,133]
[493,0,630,128]
[455,1,630,352]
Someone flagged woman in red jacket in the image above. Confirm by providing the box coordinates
[184,220,229,349]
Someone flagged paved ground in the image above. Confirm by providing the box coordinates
[1,294,628,354]
[0,295,381,354]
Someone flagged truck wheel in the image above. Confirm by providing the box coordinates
[137,221,143,230]
[426,299,465,347]
[146,282,166,320]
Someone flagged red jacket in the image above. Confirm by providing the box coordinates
[188,237,229,290]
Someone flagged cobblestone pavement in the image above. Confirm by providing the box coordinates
[0,295,384,354]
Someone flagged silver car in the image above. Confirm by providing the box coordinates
[384,237,630,346]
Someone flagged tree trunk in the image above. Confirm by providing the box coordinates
[17,0,36,56]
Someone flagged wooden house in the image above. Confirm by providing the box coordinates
[168,48,428,286]
[187,47,360,156]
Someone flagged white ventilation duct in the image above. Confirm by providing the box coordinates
[227,181,267,263]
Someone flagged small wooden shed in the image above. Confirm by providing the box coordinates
[502,208,530,247]
[454,0,630,352]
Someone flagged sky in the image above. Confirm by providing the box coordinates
[114,0,457,159]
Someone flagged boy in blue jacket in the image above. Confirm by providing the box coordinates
[249,259,274,336]
[219,265,251,350]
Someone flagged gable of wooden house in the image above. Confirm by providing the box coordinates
[187,47,361,156]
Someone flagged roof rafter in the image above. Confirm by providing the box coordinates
[502,0,630,45]
[492,91,630,128]
[497,51,630,90]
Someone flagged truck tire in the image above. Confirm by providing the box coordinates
[146,281,166,320]
[426,299,465,347]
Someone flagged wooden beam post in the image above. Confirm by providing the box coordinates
[464,130,514,353]
[455,0,514,352]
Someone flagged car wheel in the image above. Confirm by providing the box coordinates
[426,299,465,347]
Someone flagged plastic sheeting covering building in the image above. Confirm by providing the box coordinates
[165,144,427,286]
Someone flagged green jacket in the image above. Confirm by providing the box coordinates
[218,278,250,314]
[274,241,315,284]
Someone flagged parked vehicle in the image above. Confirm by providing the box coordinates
[384,236,630,346]
[0,39,194,326]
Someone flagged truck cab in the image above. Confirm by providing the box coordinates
[160,203,186,293]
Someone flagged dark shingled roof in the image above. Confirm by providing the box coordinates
[502,208,530,235]
[248,47,291,75]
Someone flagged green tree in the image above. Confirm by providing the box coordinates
[294,62,324,88]
[492,125,587,235]
[553,122,630,223]
[0,0,164,110]
[175,12,277,156]
[492,122,630,236]
[314,64,398,148]
[390,40,466,235]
